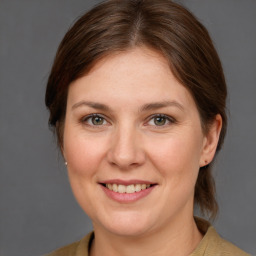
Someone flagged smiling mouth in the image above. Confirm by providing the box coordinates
[101,183,155,194]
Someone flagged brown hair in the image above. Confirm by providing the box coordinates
[45,0,227,220]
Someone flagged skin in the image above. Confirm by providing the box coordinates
[62,47,222,256]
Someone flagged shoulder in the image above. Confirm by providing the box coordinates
[216,232,251,256]
[44,233,93,256]
[192,218,251,256]
[45,241,80,256]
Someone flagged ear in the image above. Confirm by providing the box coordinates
[199,114,222,167]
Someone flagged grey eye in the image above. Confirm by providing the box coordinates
[91,116,105,125]
[153,116,167,126]
[83,114,107,126]
[147,114,174,127]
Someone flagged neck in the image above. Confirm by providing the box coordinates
[90,215,203,256]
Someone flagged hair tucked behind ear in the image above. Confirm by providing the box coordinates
[45,0,227,220]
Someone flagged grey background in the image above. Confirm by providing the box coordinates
[0,0,255,255]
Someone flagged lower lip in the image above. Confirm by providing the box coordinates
[101,185,156,203]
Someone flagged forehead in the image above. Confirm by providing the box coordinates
[88,47,171,75]
[68,47,195,110]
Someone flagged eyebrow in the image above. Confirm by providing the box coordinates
[71,100,184,112]
[72,101,110,111]
[139,101,184,112]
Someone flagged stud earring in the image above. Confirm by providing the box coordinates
[202,160,209,169]
[64,162,68,166]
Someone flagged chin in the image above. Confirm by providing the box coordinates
[106,224,152,237]
[95,211,155,237]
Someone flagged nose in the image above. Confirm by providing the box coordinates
[107,125,146,170]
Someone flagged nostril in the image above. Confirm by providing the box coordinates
[106,133,146,169]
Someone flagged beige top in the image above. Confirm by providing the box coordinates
[46,218,250,256]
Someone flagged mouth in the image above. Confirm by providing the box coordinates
[99,180,157,202]
[100,183,155,194]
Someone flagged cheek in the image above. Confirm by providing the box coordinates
[63,130,107,176]
[147,133,203,179]
[63,131,107,217]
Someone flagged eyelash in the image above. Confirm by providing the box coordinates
[146,114,176,127]
[81,114,108,127]
[80,114,176,128]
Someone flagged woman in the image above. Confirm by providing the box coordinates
[45,0,250,255]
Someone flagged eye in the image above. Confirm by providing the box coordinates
[82,114,107,126]
[147,114,174,127]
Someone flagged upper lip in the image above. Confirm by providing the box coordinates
[99,179,156,186]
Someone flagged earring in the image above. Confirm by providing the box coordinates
[64,161,68,166]
[202,160,209,169]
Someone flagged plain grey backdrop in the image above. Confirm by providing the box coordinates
[0,0,255,255]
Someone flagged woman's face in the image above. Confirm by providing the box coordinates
[63,47,219,237]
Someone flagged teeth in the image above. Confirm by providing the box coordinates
[107,184,112,190]
[118,185,126,193]
[112,184,118,192]
[105,183,151,193]
[141,184,146,190]
[135,184,142,192]
[126,185,135,193]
